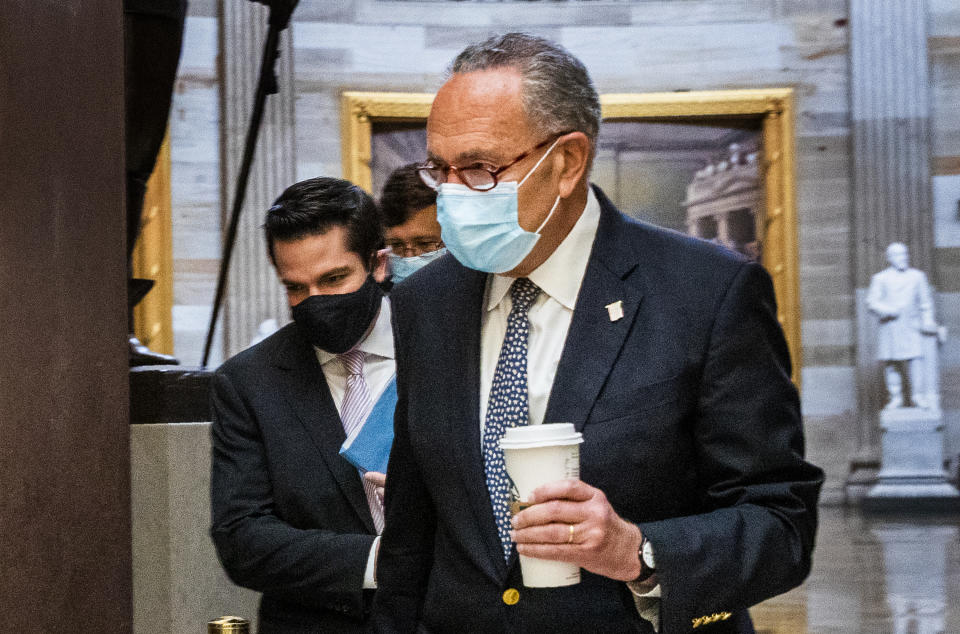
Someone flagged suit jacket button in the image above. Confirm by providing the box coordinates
[502,588,520,605]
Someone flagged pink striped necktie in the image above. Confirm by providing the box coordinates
[337,348,385,534]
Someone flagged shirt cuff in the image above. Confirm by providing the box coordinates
[626,580,661,632]
[363,536,381,589]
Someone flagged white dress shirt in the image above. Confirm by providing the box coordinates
[479,189,661,630]
[479,190,600,428]
[315,295,395,589]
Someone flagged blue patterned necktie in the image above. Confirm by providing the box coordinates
[483,277,541,560]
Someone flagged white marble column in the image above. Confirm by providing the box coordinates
[716,212,730,247]
[220,2,296,359]
[848,0,937,496]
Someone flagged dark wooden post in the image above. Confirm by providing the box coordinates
[0,1,131,631]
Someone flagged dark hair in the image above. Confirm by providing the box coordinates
[379,163,437,228]
[450,32,601,150]
[264,177,383,267]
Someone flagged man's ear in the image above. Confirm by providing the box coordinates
[372,248,391,283]
[555,131,591,199]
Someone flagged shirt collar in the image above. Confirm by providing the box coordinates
[486,187,601,312]
[316,295,394,365]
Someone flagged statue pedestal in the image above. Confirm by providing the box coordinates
[864,407,960,510]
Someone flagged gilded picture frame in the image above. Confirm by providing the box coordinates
[341,89,801,382]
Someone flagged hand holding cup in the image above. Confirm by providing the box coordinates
[500,423,583,587]
[510,479,643,583]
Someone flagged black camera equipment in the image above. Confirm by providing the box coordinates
[202,0,299,366]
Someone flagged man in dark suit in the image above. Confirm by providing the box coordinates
[211,177,393,633]
[371,33,823,633]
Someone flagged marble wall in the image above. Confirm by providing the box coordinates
[170,3,221,367]
[166,0,959,500]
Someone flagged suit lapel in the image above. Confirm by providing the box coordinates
[544,188,644,430]
[442,265,510,578]
[272,329,376,534]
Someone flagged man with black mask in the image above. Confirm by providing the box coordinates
[210,177,392,633]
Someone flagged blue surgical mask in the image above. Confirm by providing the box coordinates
[387,247,447,283]
[436,139,561,274]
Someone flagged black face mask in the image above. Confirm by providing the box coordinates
[291,275,384,353]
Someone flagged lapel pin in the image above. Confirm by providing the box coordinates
[605,300,624,322]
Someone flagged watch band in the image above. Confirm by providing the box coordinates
[634,535,656,583]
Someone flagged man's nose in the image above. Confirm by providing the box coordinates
[444,166,467,186]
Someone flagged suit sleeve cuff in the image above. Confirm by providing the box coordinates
[626,579,660,632]
[363,536,381,589]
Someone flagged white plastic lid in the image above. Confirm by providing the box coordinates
[499,423,583,449]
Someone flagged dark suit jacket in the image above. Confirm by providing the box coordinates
[371,187,823,634]
[210,323,379,633]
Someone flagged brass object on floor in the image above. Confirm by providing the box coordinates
[208,616,250,633]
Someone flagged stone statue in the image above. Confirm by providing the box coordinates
[866,242,940,409]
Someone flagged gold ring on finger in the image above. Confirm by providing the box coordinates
[567,523,575,544]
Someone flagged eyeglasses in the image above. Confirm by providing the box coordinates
[385,239,444,257]
[416,131,572,192]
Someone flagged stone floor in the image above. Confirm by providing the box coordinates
[750,505,960,633]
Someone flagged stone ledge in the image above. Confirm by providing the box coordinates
[862,493,960,513]
[130,366,213,424]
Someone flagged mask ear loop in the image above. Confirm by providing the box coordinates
[518,136,563,187]
[518,136,564,235]
[534,196,561,234]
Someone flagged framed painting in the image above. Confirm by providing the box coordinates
[341,89,801,381]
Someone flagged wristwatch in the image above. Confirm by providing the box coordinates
[634,535,656,583]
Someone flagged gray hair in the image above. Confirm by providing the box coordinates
[449,33,601,149]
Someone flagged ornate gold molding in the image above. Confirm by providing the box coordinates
[600,88,792,118]
[133,132,175,356]
[341,92,434,192]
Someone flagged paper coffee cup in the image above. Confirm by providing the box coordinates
[500,423,584,587]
